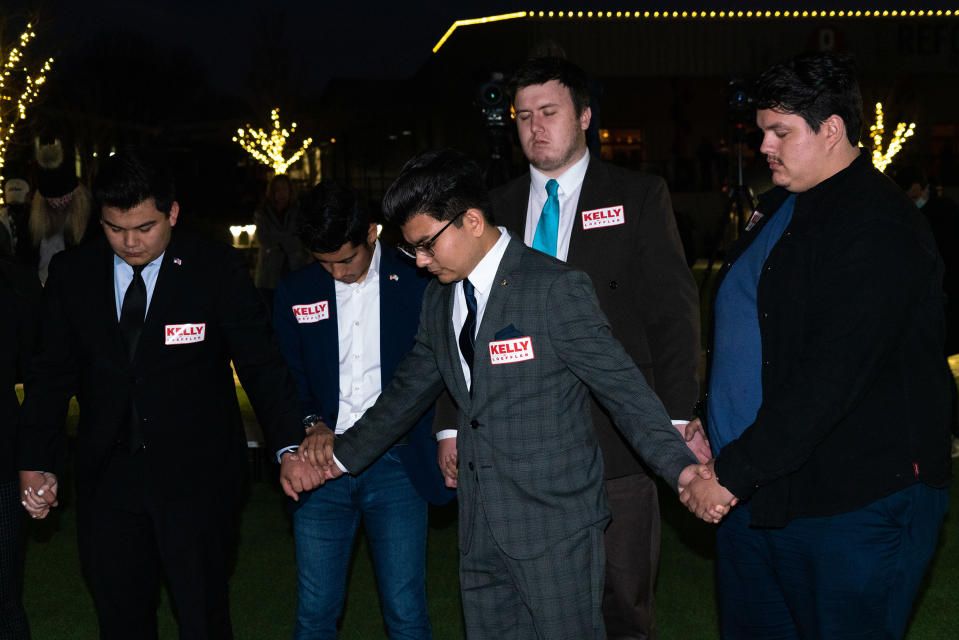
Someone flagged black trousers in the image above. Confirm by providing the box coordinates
[77,450,236,640]
[0,479,29,640]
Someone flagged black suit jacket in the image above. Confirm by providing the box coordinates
[18,231,302,499]
[0,260,41,480]
[492,158,700,477]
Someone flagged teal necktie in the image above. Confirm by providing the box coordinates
[532,179,560,257]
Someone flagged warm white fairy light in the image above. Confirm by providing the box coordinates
[0,23,54,204]
[870,102,916,173]
[232,108,312,175]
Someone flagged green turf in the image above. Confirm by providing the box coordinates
[18,379,959,638]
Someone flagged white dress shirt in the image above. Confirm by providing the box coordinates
[524,150,590,261]
[333,241,382,434]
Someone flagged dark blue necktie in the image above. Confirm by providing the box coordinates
[532,178,560,257]
[119,264,147,451]
[458,279,477,374]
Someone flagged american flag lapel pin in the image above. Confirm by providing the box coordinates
[389,274,399,281]
[173,258,182,266]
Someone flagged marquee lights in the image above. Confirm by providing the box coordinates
[432,9,958,51]
[0,23,54,204]
[232,108,312,175]
[870,102,915,173]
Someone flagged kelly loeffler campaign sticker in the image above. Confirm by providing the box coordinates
[581,205,625,230]
[165,323,206,345]
[489,337,535,365]
[292,301,329,323]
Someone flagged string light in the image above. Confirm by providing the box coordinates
[232,108,312,175]
[0,23,54,204]
[870,102,916,172]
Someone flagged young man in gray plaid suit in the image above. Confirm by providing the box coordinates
[301,149,718,639]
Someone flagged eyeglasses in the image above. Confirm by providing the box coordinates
[398,211,465,259]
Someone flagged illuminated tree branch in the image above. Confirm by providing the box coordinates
[232,108,312,175]
[870,102,915,173]
[0,22,54,204]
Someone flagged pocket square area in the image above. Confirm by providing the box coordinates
[493,324,524,341]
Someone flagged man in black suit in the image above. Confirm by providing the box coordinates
[0,259,40,640]
[471,56,703,640]
[18,148,311,638]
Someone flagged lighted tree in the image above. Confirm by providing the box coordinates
[870,102,915,173]
[0,22,54,204]
[232,108,312,175]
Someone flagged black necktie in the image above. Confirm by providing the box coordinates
[119,264,147,361]
[458,279,477,375]
[119,264,147,451]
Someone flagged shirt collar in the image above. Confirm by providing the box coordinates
[113,251,164,273]
[465,228,511,299]
[529,149,590,198]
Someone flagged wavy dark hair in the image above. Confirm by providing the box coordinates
[382,149,493,227]
[297,182,371,254]
[507,56,591,116]
[753,52,863,145]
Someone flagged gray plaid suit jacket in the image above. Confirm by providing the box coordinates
[335,236,697,559]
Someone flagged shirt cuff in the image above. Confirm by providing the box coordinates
[332,454,347,473]
[436,429,458,441]
[276,445,298,463]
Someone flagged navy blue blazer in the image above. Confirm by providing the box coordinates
[273,244,454,506]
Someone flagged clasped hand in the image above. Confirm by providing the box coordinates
[278,422,342,501]
[678,458,738,524]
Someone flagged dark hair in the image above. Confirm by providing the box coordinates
[92,146,176,214]
[893,165,929,192]
[753,52,863,145]
[508,56,590,116]
[297,182,371,254]
[382,149,493,227]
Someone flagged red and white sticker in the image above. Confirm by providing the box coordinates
[489,336,535,365]
[581,205,625,230]
[165,323,206,345]
[292,300,329,324]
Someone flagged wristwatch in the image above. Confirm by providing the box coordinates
[302,414,323,433]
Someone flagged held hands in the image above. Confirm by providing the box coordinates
[437,436,458,488]
[678,459,738,524]
[300,422,343,479]
[20,470,59,519]
[677,418,712,464]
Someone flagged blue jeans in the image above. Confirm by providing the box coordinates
[292,447,431,640]
[716,483,949,639]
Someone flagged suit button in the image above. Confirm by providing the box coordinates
[609,280,618,290]
[470,419,479,429]
[468,462,475,471]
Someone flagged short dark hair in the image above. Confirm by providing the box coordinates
[93,146,176,214]
[382,149,493,228]
[508,56,590,116]
[753,52,863,145]
[297,182,371,254]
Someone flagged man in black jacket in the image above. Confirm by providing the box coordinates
[18,148,310,638]
[683,52,952,639]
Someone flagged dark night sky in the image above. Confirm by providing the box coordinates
[5,1,792,97]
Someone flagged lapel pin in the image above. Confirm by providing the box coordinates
[501,279,507,286]
[173,258,182,265]
[389,274,399,281]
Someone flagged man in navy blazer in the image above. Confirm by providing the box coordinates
[272,182,453,639]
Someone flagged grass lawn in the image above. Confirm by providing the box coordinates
[19,386,959,639]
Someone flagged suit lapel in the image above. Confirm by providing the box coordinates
[568,156,611,264]
[100,247,127,361]
[469,238,523,409]
[440,282,471,408]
